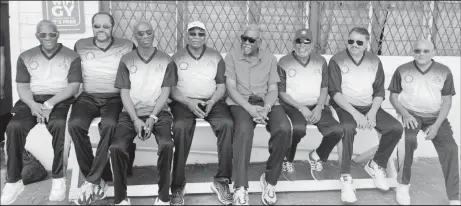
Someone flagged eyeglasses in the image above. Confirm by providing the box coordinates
[36,32,58,39]
[136,30,154,37]
[347,39,364,46]
[295,38,311,44]
[189,32,206,37]
[241,35,258,44]
[93,24,112,29]
[414,49,431,54]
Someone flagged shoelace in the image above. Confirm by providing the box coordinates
[284,162,295,172]
[310,160,323,171]
[266,184,276,198]
[235,189,247,203]
[222,183,231,198]
[172,190,183,201]
[79,182,94,199]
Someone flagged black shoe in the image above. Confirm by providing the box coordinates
[171,188,186,205]
[211,179,233,205]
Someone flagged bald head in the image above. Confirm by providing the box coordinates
[414,39,435,51]
[36,20,58,34]
[134,20,153,32]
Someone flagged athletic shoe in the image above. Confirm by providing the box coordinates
[93,179,109,201]
[170,188,186,205]
[49,178,66,201]
[0,179,25,205]
[211,179,233,205]
[233,187,249,205]
[74,181,95,205]
[154,197,169,205]
[282,161,297,181]
[116,198,131,205]
[395,183,411,205]
[260,173,276,205]
[307,150,325,180]
[340,175,357,204]
[364,160,389,191]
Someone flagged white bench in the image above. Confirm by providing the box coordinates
[63,105,399,201]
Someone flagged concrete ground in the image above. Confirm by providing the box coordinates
[0,157,458,205]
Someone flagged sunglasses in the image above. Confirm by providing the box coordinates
[189,32,206,37]
[241,35,258,44]
[37,32,58,39]
[93,24,112,29]
[136,30,154,37]
[347,39,364,46]
[414,49,431,54]
[295,38,311,44]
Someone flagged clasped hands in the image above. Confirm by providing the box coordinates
[29,101,53,124]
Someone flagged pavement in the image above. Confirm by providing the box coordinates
[0,157,458,205]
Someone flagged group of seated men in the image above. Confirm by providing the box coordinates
[0,11,459,206]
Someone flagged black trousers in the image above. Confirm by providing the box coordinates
[230,96,291,188]
[397,114,459,200]
[67,92,122,184]
[110,111,174,203]
[283,105,343,162]
[334,106,403,174]
[6,95,73,182]
[0,112,13,143]
[170,100,234,192]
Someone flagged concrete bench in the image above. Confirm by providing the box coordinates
[64,104,399,201]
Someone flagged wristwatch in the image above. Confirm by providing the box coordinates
[44,101,54,109]
[149,114,158,122]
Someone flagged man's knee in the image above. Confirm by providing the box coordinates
[271,120,291,137]
[6,120,24,133]
[109,143,128,156]
[172,119,193,131]
[47,119,67,131]
[342,123,357,132]
[291,123,307,140]
[68,116,87,132]
[159,140,174,153]
[389,122,404,137]
[99,118,118,130]
[218,117,234,130]
[327,124,344,139]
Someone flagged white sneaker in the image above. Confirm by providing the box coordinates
[1,179,25,205]
[233,187,249,205]
[93,179,109,201]
[395,184,411,205]
[49,178,66,201]
[260,173,277,205]
[116,198,131,205]
[449,200,461,205]
[74,181,96,205]
[155,197,170,205]
[364,160,389,191]
[340,175,357,204]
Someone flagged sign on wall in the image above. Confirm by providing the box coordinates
[42,1,85,34]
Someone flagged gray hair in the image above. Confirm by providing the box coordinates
[243,24,262,39]
[36,20,58,33]
[349,27,370,41]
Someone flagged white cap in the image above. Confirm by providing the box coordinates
[187,21,206,31]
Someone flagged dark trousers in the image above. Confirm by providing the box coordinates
[6,95,73,182]
[397,115,459,200]
[110,111,174,203]
[170,100,234,192]
[230,97,290,188]
[334,106,403,174]
[68,92,122,184]
[0,112,13,143]
[284,105,343,162]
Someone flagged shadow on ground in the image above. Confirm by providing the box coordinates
[0,158,454,205]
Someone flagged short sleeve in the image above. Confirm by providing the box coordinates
[388,68,403,94]
[162,61,178,87]
[16,57,31,83]
[328,59,342,97]
[114,62,131,89]
[215,58,226,84]
[277,65,287,93]
[441,72,456,96]
[224,52,236,80]
[321,58,328,88]
[68,57,83,83]
[372,61,386,99]
[268,55,280,85]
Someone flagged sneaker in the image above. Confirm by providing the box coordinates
[211,179,233,205]
[154,197,170,205]
[49,178,66,201]
[395,184,410,205]
[93,179,109,201]
[74,181,96,205]
[0,179,25,205]
[449,200,461,205]
[170,188,186,205]
[282,161,297,181]
[364,160,389,191]
[308,150,325,180]
[340,175,357,204]
[260,173,277,205]
[116,198,131,205]
[233,187,249,205]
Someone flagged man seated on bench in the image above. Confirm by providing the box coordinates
[389,39,460,205]
[109,20,177,205]
[169,21,234,205]
[328,27,403,204]
[1,20,82,205]
[225,24,291,205]
[68,12,136,205]
[277,28,343,181]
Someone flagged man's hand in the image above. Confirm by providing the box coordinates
[424,124,440,140]
[186,99,206,118]
[365,111,377,130]
[352,112,368,130]
[40,104,53,123]
[402,113,419,130]
[29,102,44,123]
[133,119,146,140]
[299,106,313,123]
[204,99,216,117]
[145,117,157,139]
[247,105,265,124]
[309,105,322,124]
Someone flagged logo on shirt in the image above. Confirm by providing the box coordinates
[129,65,138,74]
[288,69,297,77]
[155,64,165,72]
[432,76,443,85]
[179,62,189,70]
[340,65,350,74]
[314,68,322,76]
[404,75,413,83]
[85,52,95,60]
[115,49,124,57]
[207,60,216,69]
[59,59,70,70]
[29,61,39,70]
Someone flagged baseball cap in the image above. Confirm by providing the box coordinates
[294,28,313,42]
[187,21,206,32]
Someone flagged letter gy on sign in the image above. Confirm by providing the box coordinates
[42,1,85,34]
